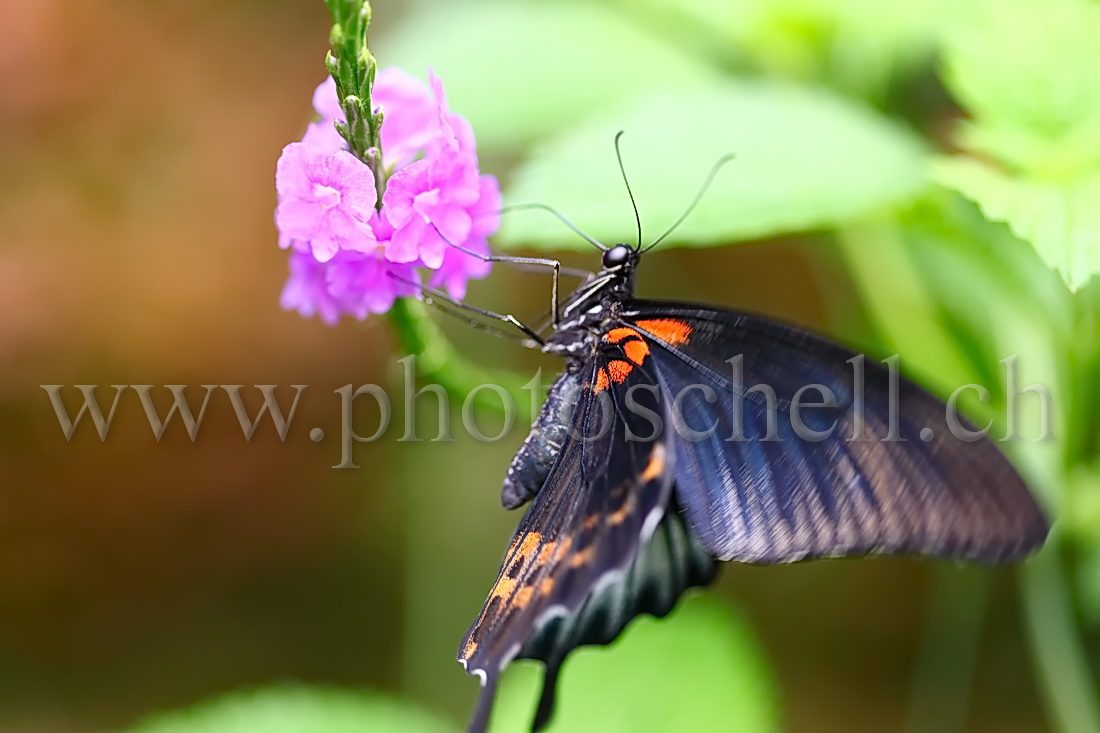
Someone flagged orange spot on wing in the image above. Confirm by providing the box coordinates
[607,359,633,383]
[569,547,595,567]
[606,327,640,343]
[515,531,541,560]
[490,576,518,601]
[594,368,610,393]
[636,318,693,345]
[607,493,635,526]
[623,339,650,365]
[641,443,666,482]
[462,639,478,658]
[513,585,535,608]
[539,578,555,595]
[535,541,558,567]
[488,531,543,602]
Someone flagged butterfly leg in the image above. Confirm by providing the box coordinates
[388,271,546,348]
[429,222,573,326]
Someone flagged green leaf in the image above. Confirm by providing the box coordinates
[932,156,1100,292]
[488,595,777,732]
[620,0,952,99]
[941,0,1100,178]
[497,82,926,250]
[127,686,457,733]
[375,2,720,153]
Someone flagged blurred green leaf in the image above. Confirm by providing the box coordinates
[1065,467,1100,545]
[932,157,1100,292]
[488,596,777,732]
[497,82,926,250]
[620,0,951,99]
[375,2,720,153]
[941,0,1100,179]
[128,686,457,733]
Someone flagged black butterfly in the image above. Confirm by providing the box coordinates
[446,143,1049,732]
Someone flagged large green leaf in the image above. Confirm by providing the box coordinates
[375,2,720,153]
[933,156,1100,293]
[940,0,1100,179]
[618,0,952,99]
[488,595,777,732]
[127,686,457,733]
[496,82,926,250]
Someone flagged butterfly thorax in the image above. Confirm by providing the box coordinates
[542,244,638,359]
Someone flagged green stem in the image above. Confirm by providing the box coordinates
[1020,544,1100,733]
[386,298,534,421]
[324,0,385,206]
[904,567,990,733]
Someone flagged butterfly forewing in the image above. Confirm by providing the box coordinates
[619,301,1049,564]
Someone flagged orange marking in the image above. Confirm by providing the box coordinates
[607,359,633,383]
[608,494,634,526]
[510,531,541,561]
[569,547,594,567]
[582,514,600,530]
[641,444,666,481]
[490,576,518,600]
[606,327,640,343]
[488,531,543,602]
[594,368,610,393]
[539,577,555,595]
[623,339,650,365]
[535,541,558,567]
[636,318,693,345]
[462,639,478,658]
[513,585,535,609]
[552,537,573,561]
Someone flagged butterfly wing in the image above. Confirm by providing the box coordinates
[459,355,713,732]
[617,301,1049,564]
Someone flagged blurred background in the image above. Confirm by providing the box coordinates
[2,0,1098,731]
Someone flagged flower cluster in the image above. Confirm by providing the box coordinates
[275,69,499,323]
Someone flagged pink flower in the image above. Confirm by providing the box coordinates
[326,253,421,318]
[281,250,420,324]
[429,176,500,299]
[280,250,344,325]
[276,68,500,322]
[275,142,377,263]
[302,77,347,152]
[374,68,444,170]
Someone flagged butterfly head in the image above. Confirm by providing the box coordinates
[601,243,638,272]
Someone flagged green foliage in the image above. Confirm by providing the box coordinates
[623,0,952,99]
[375,2,721,152]
[488,596,778,732]
[497,83,926,250]
[939,0,1100,292]
[940,0,1100,179]
[127,686,457,733]
[932,158,1100,293]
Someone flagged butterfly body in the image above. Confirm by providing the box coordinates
[458,242,1048,732]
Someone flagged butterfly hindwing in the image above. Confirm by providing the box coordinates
[616,301,1049,564]
[459,353,690,732]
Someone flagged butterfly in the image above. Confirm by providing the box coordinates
[448,143,1050,733]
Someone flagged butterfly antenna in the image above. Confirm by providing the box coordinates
[614,131,643,251]
[500,203,608,252]
[643,153,736,253]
